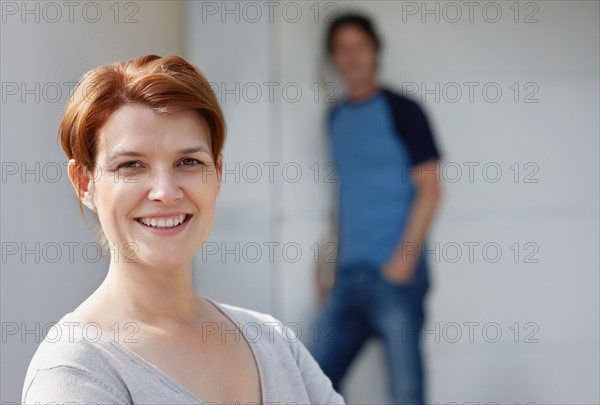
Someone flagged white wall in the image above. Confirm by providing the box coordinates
[0,1,184,401]
[2,1,598,404]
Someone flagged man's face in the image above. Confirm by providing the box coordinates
[330,25,378,87]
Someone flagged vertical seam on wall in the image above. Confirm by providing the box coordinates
[269,13,283,320]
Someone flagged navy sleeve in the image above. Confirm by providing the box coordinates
[382,88,442,166]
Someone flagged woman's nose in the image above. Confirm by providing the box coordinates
[147,170,183,203]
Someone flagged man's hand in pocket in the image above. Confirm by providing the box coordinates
[381,252,417,284]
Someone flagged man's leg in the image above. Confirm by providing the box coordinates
[371,259,429,405]
[309,265,373,391]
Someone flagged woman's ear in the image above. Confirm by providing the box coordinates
[68,160,96,211]
[216,155,223,199]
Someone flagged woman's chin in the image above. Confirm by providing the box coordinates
[141,254,192,269]
[130,245,196,268]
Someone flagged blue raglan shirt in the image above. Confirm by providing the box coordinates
[329,88,440,269]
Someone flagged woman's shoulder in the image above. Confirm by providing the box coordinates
[210,297,277,323]
[207,297,345,404]
[22,311,131,402]
[25,312,104,369]
[206,296,297,340]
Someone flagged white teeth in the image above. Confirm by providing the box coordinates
[139,214,187,228]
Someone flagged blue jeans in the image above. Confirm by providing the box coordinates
[310,255,430,405]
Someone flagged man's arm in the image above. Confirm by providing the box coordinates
[382,158,442,283]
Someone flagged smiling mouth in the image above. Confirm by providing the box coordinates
[134,214,192,229]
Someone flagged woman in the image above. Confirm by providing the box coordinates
[22,55,345,405]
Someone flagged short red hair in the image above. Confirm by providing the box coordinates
[60,54,226,215]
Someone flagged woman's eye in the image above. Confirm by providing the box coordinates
[117,161,142,170]
[180,158,203,166]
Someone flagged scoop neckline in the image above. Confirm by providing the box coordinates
[60,296,266,404]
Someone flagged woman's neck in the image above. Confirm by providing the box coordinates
[97,261,202,325]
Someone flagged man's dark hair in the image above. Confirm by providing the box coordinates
[326,13,382,54]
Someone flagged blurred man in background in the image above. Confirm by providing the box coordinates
[310,14,443,405]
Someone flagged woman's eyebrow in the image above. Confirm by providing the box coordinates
[178,146,211,154]
[107,150,145,161]
[107,145,210,161]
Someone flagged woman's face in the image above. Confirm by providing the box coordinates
[84,103,221,269]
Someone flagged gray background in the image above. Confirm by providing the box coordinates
[2,1,598,403]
